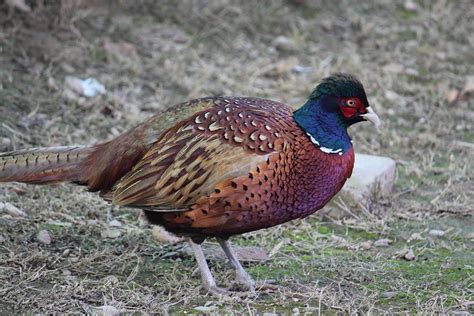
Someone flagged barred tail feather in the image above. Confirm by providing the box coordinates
[0,146,94,184]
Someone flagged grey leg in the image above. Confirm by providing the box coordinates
[217,238,256,293]
[188,238,229,296]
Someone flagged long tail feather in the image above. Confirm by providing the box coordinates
[0,146,94,184]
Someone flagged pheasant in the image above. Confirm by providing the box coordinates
[0,73,380,295]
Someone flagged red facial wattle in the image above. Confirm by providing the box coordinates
[339,97,366,118]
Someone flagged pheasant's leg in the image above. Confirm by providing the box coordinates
[217,238,256,293]
[188,238,229,296]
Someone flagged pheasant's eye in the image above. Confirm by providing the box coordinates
[346,99,356,107]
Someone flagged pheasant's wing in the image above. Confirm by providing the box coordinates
[111,97,293,211]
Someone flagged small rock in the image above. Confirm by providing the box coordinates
[62,269,72,276]
[37,230,51,245]
[2,137,11,145]
[65,76,85,95]
[383,62,403,74]
[62,249,71,256]
[0,235,5,243]
[409,232,424,241]
[0,202,28,217]
[194,306,217,312]
[272,36,298,52]
[103,275,119,285]
[108,220,123,227]
[97,305,120,316]
[404,0,418,12]
[292,65,314,74]
[374,239,391,247]
[404,68,419,76]
[331,235,348,248]
[429,229,445,237]
[47,77,59,90]
[404,250,415,260]
[61,63,75,73]
[360,241,373,250]
[462,76,474,95]
[384,90,401,102]
[382,291,397,299]
[101,228,121,239]
[63,88,79,101]
[397,248,415,261]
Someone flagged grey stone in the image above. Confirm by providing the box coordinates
[344,154,396,198]
[37,230,51,245]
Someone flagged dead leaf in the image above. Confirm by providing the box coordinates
[65,76,85,95]
[0,202,28,217]
[445,89,459,103]
[269,240,285,257]
[104,39,139,60]
[408,232,424,241]
[270,58,298,76]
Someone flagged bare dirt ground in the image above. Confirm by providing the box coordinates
[0,0,472,314]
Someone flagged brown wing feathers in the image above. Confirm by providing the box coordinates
[110,97,293,210]
[0,97,295,225]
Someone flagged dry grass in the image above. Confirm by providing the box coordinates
[0,0,473,314]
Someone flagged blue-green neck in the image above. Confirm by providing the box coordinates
[293,96,352,154]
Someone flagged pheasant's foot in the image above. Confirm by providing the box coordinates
[217,238,256,293]
[205,284,231,297]
[233,268,256,293]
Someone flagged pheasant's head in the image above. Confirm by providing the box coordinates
[308,73,381,128]
[294,73,380,154]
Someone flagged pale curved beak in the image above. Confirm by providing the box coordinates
[361,107,381,128]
